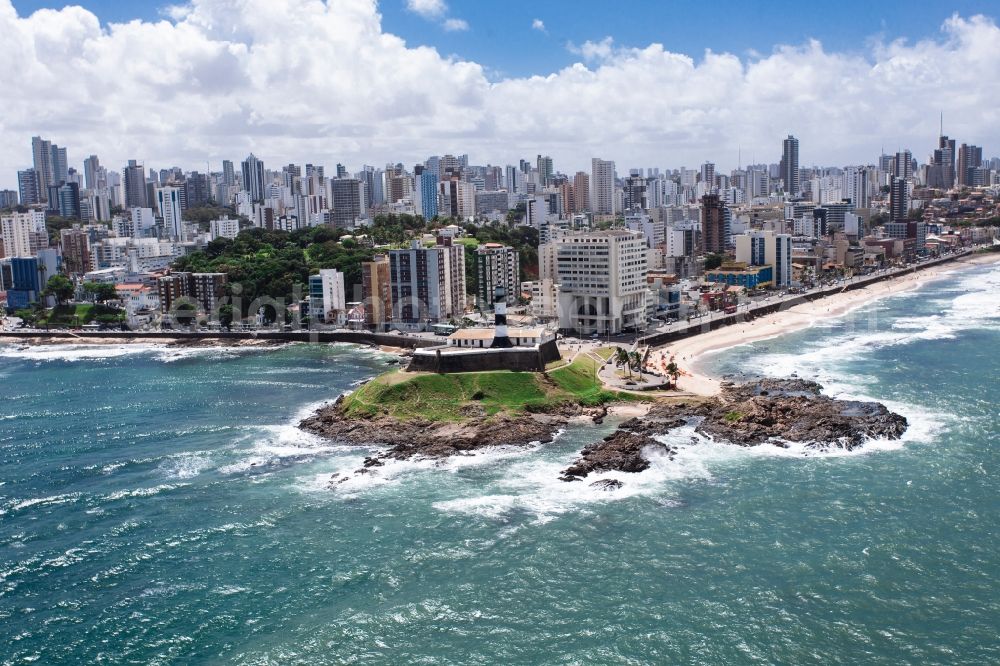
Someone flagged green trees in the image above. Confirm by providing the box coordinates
[83,282,119,303]
[43,275,74,305]
[664,361,680,388]
[704,253,726,270]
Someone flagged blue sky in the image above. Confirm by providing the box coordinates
[11,0,1000,78]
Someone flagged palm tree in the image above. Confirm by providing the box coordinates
[614,347,632,379]
[665,361,680,389]
[629,351,644,381]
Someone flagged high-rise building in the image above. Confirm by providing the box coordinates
[361,254,392,329]
[185,171,211,208]
[50,181,81,218]
[928,135,957,189]
[893,150,913,181]
[700,162,716,191]
[957,144,983,188]
[572,171,590,212]
[330,178,362,228]
[555,230,648,335]
[591,158,615,215]
[780,135,800,196]
[17,169,42,206]
[1,210,45,258]
[417,170,439,220]
[700,194,729,254]
[842,166,871,209]
[889,177,909,222]
[0,190,18,209]
[537,155,554,187]
[31,136,66,202]
[309,269,346,324]
[622,173,647,211]
[83,155,101,190]
[734,230,793,288]
[156,186,184,240]
[388,240,464,325]
[241,154,266,203]
[123,160,149,209]
[59,227,91,276]
[475,244,519,311]
[222,159,236,186]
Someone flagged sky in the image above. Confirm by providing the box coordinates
[2,0,1000,189]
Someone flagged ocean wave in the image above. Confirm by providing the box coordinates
[0,342,282,364]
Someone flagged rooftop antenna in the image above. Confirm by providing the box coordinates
[940,110,943,137]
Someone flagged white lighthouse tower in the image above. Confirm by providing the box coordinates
[490,285,512,348]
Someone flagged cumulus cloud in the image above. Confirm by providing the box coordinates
[405,0,445,18]
[531,18,546,33]
[1,1,999,187]
[566,36,617,62]
[442,18,468,32]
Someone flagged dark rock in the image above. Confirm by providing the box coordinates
[590,479,624,491]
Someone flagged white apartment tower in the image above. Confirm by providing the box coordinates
[156,186,184,240]
[555,230,648,335]
[591,158,616,215]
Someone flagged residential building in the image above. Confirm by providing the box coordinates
[123,159,148,209]
[780,135,800,195]
[591,158,615,215]
[475,243,519,312]
[361,254,392,329]
[17,169,42,206]
[700,194,729,254]
[209,216,241,241]
[387,240,464,325]
[330,178,362,228]
[309,269,346,324]
[241,153,266,203]
[889,177,909,222]
[156,186,185,240]
[1,210,45,258]
[59,227,91,276]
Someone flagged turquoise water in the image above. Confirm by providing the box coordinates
[1,261,998,664]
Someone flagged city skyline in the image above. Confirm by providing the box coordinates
[2,1,1000,188]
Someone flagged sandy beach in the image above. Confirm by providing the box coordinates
[660,252,1000,396]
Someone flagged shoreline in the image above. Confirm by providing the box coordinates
[662,252,1000,396]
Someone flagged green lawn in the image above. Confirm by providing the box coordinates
[41,303,125,327]
[343,356,645,423]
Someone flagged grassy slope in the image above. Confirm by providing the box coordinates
[343,355,644,423]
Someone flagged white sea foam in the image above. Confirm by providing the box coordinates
[0,342,280,364]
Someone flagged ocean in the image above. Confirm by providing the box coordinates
[1,260,998,664]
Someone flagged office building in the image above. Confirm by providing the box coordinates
[893,150,913,181]
[734,230,792,288]
[555,230,648,335]
[957,144,983,188]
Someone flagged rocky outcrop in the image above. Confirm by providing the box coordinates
[560,379,908,480]
[300,398,607,468]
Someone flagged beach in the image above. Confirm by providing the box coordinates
[661,252,1000,396]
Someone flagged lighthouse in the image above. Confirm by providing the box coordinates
[490,285,513,348]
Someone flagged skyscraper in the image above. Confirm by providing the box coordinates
[572,171,590,212]
[591,158,615,215]
[156,186,184,240]
[780,135,800,196]
[17,169,42,206]
[330,178,362,228]
[475,244,519,312]
[701,194,728,254]
[221,160,236,186]
[536,155,553,187]
[957,144,983,188]
[83,155,101,190]
[893,150,913,181]
[241,154,266,203]
[889,177,908,222]
[123,160,148,209]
